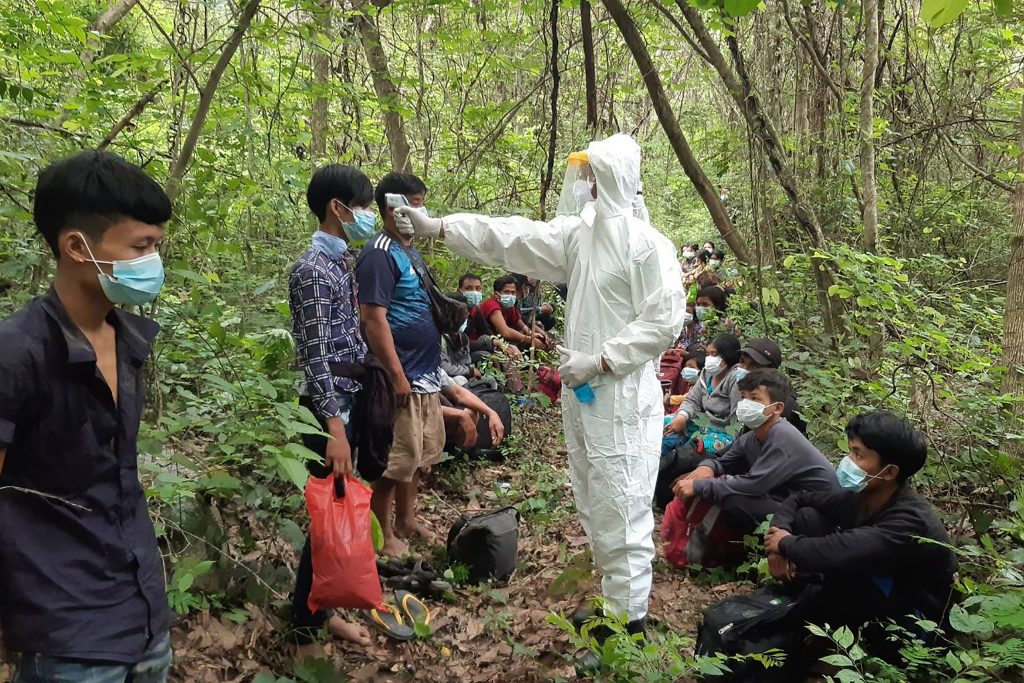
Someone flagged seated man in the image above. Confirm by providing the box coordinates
[764,411,957,664]
[478,274,550,351]
[737,338,807,434]
[513,273,556,331]
[460,273,524,359]
[673,369,838,536]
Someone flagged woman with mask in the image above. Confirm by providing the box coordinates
[695,284,738,337]
[654,335,742,508]
[664,334,743,455]
[680,243,700,275]
[664,347,706,414]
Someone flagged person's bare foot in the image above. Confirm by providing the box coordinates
[395,520,439,544]
[381,534,409,558]
[328,615,372,646]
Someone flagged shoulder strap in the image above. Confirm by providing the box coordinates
[401,244,439,290]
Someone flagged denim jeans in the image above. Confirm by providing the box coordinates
[14,633,172,683]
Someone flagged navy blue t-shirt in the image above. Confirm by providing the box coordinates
[356,232,441,385]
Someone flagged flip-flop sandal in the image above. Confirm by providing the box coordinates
[384,574,417,591]
[376,558,411,577]
[411,560,438,582]
[394,589,431,626]
[360,604,414,641]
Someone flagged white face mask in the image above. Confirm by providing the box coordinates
[736,398,779,429]
[683,310,694,326]
[573,180,594,208]
[683,250,695,260]
[704,355,723,376]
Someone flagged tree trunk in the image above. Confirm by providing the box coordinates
[58,0,142,124]
[675,2,838,333]
[1001,93,1024,406]
[581,0,598,130]
[539,0,560,219]
[860,0,880,252]
[166,0,262,202]
[354,7,412,173]
[310,0,333,159]
[600,0,750,263]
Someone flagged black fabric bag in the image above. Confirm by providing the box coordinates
[654,441,705,510]
[695,585,811,682]
[329,359,395,481]
[404,247,468,335]
[466,379,513,461]
[446,507,520,584]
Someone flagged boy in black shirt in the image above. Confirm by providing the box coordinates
[0,151,173,681]
[765,411,957,661]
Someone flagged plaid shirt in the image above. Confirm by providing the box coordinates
[288,246,367,419]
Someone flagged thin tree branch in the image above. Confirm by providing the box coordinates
[97,80,166,149]
[166,0,262,202]
[778,0,843,101]
[0,116,85,137]
[939,131,1013,192]
[137,1,203,92]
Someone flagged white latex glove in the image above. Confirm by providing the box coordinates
[556,345,603,388]
[394,206,442,238]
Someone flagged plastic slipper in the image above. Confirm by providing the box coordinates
[360,604,414,641]
[394,589,431,626]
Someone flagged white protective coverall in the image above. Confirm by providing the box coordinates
[441,134,686,619]
[632,180,651,223]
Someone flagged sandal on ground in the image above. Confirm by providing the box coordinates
[360,604,414,641]
[394,589,431,626]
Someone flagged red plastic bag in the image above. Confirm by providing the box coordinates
[660,496,742,569]
[306,473,383,612]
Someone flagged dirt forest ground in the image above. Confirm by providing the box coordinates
[160,403,740,682]
[0,404,735,683]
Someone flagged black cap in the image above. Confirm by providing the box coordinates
[742,338,782,368]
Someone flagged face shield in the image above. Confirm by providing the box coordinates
[556,151,597,217]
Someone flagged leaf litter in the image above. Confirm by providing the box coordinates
[158,402,739,681]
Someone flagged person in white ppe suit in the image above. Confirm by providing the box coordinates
[395,134,686,636]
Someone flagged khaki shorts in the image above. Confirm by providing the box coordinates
[384,392,445,482]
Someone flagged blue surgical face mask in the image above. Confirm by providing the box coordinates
[312,230,348,261]
[78,233,164,306]
[499,294,517,309]
[733,367,749,381]
[836,456,889,492]
[463,291,483,308]
[340,202,377,241]
[681,367,700,383]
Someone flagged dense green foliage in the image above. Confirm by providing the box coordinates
[0,0,1023,679]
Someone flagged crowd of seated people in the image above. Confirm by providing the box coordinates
[654,244,957,676]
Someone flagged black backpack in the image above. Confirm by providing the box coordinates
[466,379,513,461]
[446,507,520,584]
[654,441,705,510]
[695,585,808,682]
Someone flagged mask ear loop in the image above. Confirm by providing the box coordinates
[74,232,114,275]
